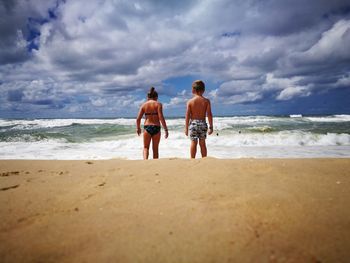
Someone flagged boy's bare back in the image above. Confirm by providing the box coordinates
[187,95,211,120]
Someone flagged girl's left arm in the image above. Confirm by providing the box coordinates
[158,103,168,139]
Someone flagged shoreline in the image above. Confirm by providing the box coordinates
[1,156,350,162]
[1,158,350,262]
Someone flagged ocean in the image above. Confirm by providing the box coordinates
[0,115,349,159]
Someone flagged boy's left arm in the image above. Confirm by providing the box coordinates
[207,100,213,135]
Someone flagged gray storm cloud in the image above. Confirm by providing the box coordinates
[0,0,349,114]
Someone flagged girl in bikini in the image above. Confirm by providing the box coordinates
[136,87,168,159]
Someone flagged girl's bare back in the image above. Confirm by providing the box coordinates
[142,101,161,126]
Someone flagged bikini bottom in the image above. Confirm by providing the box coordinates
[144,125,161,136]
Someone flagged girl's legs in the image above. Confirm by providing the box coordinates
[143,131,152,159]
[151,132,161,159]
[190,139,198,158]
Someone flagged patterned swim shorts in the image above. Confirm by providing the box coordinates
[189,119,208,141]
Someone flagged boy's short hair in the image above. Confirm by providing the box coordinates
[192,80,205,92]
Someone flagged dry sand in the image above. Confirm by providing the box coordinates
[0,158,349,263]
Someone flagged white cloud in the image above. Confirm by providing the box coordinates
[209,87,262,105]
[163,89,191,108]
[263,73,303,91]
[334,75,350,87]
[66,105,81,113]
[218,79,261,96]
[213,71,316,103]
[277,86,311,101]
[90,98,107,107]
[226,92,263,104]
[292,19,350,65]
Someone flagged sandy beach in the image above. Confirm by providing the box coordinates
[0,158,349,263]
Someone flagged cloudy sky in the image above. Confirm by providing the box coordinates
[1,0,350,118]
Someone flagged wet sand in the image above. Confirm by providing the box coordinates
[0,158,349,262]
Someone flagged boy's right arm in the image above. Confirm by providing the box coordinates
[185,101,190,136]
[207,99,213,135]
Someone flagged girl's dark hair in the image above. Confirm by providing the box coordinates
[147,87,158,99]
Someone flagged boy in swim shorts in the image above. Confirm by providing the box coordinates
[185,80,213,158]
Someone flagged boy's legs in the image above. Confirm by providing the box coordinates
[199,139,207,157]
[190,139,198,158]
[143,131,152,159]
[151,132,161,159]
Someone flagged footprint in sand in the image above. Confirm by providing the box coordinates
[98,182,106,187]
[0,184,20,191]
[86,161,93,164]
[1,171,20,177]
[85,194,94,200]
[17,217,27,223]
[16,213,41,225]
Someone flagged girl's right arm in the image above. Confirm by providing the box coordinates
[136,106,144,136]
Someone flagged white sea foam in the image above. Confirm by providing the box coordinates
[0,116,289,129]
[1,115,349,131]
[212,131,350,146]
[1,131,349,159]
[0,118,136,129]
[1,116,349,159]
[305,115,350,122]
